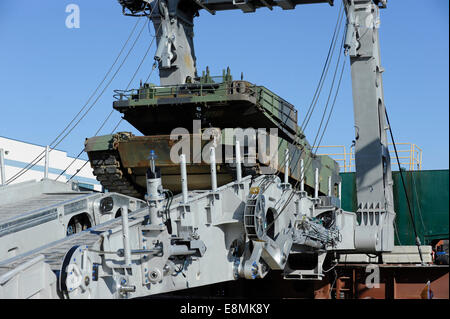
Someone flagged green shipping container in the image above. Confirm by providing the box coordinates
[340,170,449,246]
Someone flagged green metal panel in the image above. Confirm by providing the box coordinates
[340,170,449,245]
[92,69,342,198]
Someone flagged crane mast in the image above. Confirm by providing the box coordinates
[343,0,394,252]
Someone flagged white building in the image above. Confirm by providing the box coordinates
[0,136,101,191]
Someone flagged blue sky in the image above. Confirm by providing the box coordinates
[0,0,448,170]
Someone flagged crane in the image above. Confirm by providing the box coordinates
[118,0,395,252]
[0,0,399,299]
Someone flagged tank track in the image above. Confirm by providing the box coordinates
[89,151,143,199]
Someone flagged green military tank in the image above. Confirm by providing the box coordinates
[84,68,340,199]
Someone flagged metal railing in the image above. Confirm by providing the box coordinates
[314,143,423,172]
[114,81,239,101]
[113,80,299,135]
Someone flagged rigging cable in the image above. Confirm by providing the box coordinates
[66,4,162,183]
[265,30,347,232]
[7,17,147,185]
[110,26,161,133]
[384,106,425,265]
[269,4,345,184]
[54,17,150,182]
[258,4,345,196]
[310,32,346,150]
[300,2,344,132]
[55,108,116,182]
[284,30,347,194]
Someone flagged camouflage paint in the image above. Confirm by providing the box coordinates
[85,70,341,197]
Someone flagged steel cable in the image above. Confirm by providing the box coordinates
[384,106,424,264]
[264,5,345,191]
[54,18,150,182]
[300,2,344,132]
[269,3,344,175]
[66,3,161,183]
[264,31,347,233]
[6,17,146,185]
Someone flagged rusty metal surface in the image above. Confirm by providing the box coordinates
[330,264,449,299]
[117,134,209,168]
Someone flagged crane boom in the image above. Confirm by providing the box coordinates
[343,0,394,252]
[119,0,334,84]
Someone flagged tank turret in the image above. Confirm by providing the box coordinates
[85,68,340,198]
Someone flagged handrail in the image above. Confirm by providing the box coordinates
[112,81,299,134]
[313,143,423,172]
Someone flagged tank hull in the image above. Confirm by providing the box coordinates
[85,132,340,198]
[85,74,341,199]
